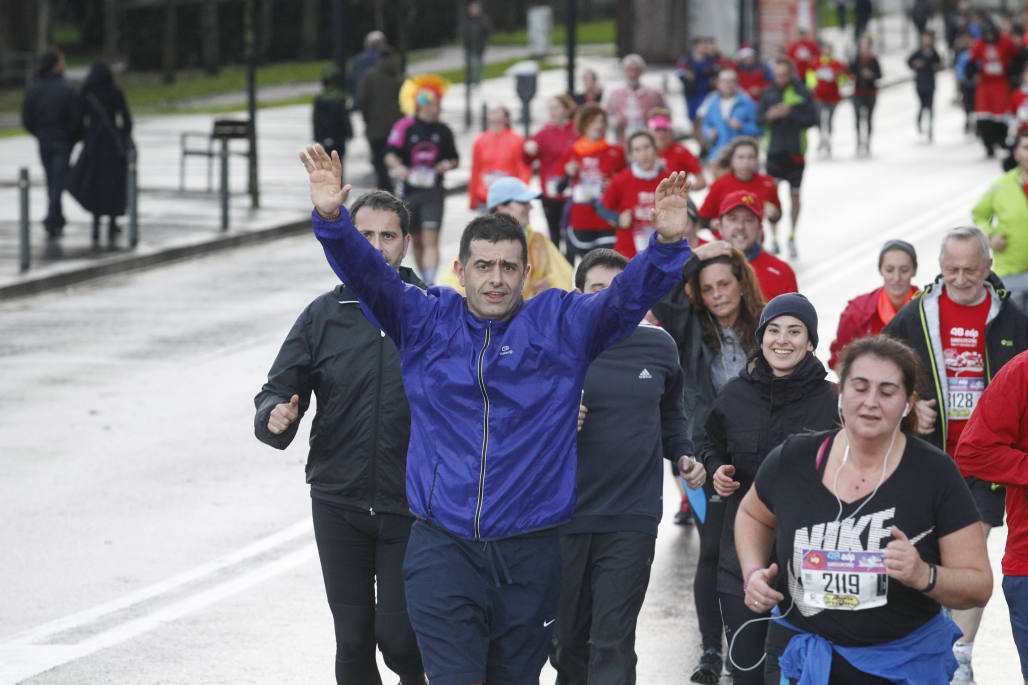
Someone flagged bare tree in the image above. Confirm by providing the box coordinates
[301,0,318,60]
[201,0,219,75]
[162,0,176,83]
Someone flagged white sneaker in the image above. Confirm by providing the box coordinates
[951,651,975,684]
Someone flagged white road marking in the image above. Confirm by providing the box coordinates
[0,518,314,683]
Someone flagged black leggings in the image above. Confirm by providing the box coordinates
[720,592,769,685]
[853,95,877,145]
[694,484,726,651]
[312,499,424,685]
[541,196,568,249]
[978,119,1007,156]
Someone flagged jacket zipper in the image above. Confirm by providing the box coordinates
[916,287,947,449]
[474,326,492,539]
[368,329,385,516]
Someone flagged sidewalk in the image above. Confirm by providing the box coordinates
[0,10,921,301]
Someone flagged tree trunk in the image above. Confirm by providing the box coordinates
[257,0,272,65]
[162,0,176,84]
[300,0,318,60]
[36,0,51,54]
[201,0,219,74]
[103,0,119,61]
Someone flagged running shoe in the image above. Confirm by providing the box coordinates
[951,646,975,684]
[674,496,693,526]
[690,648,723,684]
[787,237,797,259]
[770,240,780,255]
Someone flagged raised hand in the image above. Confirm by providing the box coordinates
[652,171,693,244]
[267,394,300,435]
[299,144,351,218]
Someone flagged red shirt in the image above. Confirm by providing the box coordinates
[698,172,781,220]
[659,142,703,176]
[954,351,1028,575]
[812,58,849,104]
[938,289,991,455]
[749,249,798,301]
[524,120,578,199]
[1008,87,1028,134]
[788,39,821,78]
[553,141,627,230]
[602,167,671,258]
[737,62,771,100]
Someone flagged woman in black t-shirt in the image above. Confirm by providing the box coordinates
[736,336,992,684]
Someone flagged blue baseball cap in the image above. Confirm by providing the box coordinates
[486,176,540,210]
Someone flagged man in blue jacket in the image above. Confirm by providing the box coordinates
[300,143,693,685]
[701,69,762,162]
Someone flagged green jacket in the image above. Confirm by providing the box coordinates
[972,168,1028,277]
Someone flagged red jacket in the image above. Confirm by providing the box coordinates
[827,286,916,369]
[469,127,531,209]
[553,140,626,230]
[523,120,577,199]
[955,350,1028,576]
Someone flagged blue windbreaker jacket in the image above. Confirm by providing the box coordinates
[312,207,691,540]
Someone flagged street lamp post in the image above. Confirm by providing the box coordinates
[566,0,577,95]
[245,0,259,208]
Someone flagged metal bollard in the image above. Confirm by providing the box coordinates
[18,167,30,272]
[220,138,230,231]
[127,147,139,248]
[481,102,488,132]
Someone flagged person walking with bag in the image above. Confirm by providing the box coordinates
[66,61,132,248]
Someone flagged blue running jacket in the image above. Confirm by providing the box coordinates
[313,208,690,539]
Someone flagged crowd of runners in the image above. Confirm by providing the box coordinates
[252,4,1028,685]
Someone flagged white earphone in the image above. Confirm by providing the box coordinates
[903,402,911,417]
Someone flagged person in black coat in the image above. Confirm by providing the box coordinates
[702,293,838,685]
[21,49,81,238]
[254,190,425,685]
[313,65,353,179]
[66,61,133,247]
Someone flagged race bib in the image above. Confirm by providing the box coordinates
[946,376,985,421]
[801,549,888,611]
[984,61,1004,76]
[571,177,602,203]
[408,166,438,189]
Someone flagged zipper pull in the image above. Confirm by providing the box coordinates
[379,329,385,338]
[369,506,376,517]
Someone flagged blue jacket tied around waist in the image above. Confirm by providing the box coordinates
[313,208,691,540]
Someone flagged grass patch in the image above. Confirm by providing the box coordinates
[431,57,560,85]
[477,18,614,46]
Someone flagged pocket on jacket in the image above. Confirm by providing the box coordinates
[427,463,440,516]
[726,430,763,480]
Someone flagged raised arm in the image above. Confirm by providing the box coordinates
[301,144,434,349]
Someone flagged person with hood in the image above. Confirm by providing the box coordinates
[65,60,132,248]
[651,241,767,683]
[828,240,919,371]
[883,226,1028,683]
[21,48,80,238]
[702,293,838,684]
[357,46,404,192]
[757,58,817,259]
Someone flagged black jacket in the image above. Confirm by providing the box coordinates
[67,87,133,216]
[564,323,692,537]
[756,78,817,158]
[883,272,1028,453]
[21,72,81,144]
[254,268,425,516]
[702,352,838,596]
[651,253,721,454]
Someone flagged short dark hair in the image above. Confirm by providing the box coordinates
[349,191,412,236]
[36,49,62,79]
[838,335,924,433]
[459,213,528,265]
[575,248,628,290]
[627,130,656,150]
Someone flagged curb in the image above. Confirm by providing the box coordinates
[0,181,469,301]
